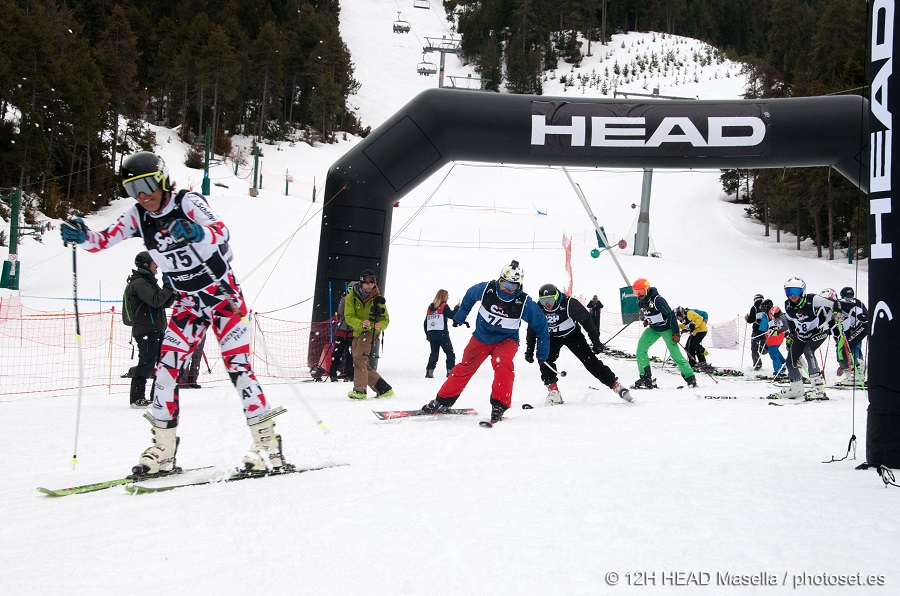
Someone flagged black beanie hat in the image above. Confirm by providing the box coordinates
[135,251,153,269]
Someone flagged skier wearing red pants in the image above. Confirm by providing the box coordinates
[420,260,549,425]
[60,151,288,477]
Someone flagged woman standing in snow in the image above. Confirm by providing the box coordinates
[424,289,458,378]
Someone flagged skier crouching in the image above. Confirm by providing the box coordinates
[525,284,632,404]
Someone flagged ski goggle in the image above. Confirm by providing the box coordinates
[122,172,161,199]
[784,287,804,297]
[498,280,519,293]
[360,276,376,284]
[538,292,559,307]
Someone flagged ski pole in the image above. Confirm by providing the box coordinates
[66,239,85,468]
[603,319,636,345]
[543,361,567,377]
[182,240,328,432]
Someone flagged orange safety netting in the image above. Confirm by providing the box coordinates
[0,295,332,396]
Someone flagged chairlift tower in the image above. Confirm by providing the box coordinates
[613,87,698,257]
[422,36,462,88]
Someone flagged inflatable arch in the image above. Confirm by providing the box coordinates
[312,6,898,466]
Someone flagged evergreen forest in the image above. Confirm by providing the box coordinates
[0,0,358,217]
[0,0,871,259]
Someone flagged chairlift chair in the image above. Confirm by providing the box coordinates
[416,57,437,76]
[413,0,430,9]
[393,12,410,33]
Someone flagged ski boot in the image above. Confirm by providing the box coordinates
[545,383,563,406]
[347,389,368,400]
[807,373,828,401]
[632,366,657,389]
[374,378,394,398]
[243,407,288,473]
[774,379,804,399]
[129,377,147,408]
[683,374,698,388]
[612,381,634,403]
[130,398,151,409]
[489,398,508,424]
[425,368,434,379]
[421,395,457,414]
[133,418,179,476]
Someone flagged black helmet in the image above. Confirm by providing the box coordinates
[120,152,172,199]
[675,306,684,318]
[760,298,773,313]
[753,293,764,304]
[840,286,854,299]
[537,283,560,309]
[134,251,153,269]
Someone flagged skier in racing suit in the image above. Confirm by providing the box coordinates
[60,151,288,476]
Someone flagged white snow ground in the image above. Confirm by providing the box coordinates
[1,2,891,595]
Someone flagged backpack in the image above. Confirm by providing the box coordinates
[692,308,709,322]
[122,282,144,327]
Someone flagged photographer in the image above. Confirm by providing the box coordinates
[344,269,394,399]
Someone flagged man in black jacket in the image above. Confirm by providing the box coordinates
[125,251,175,408]
[526,284,632,405]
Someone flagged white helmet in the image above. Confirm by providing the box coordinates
[819,288,838,300]
[499,260,524,283]
[784,276,806,293]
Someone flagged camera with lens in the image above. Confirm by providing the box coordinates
[369,295,387,323]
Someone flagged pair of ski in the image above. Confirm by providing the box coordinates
[371,407,502,428]
[37,463,344,497]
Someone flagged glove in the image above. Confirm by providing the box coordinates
[642,319,649,327]
[61,218,89,244]
[857,313,868,323]
[452,320,461,328]
[162,273,174,290]
[785,335,794,347]
[672,333,681,344]
[832,311,846,322]
[524,352,534,364]
[592,341,604,354]
[744,314,751,323]
[167,219,205,244]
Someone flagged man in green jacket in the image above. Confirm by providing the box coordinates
[632,278,697,389]
[344,269,394,399]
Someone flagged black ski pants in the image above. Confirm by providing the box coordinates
[134,331,163,380]
[685,331,707,365]
[750,330,765,367]
[426,333,456,372]
[539,331,617,388]
[131,331,163,404]
[785,331,828,381]
[329,335,353,379]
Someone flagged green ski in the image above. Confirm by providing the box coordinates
[37,466,214,497]
[124,464,347,494]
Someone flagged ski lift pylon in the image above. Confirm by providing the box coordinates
[393,12,410,34]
